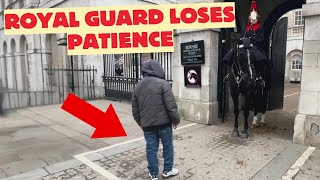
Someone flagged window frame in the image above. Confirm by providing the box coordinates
[291,56,302,70]
[294,10,304,26]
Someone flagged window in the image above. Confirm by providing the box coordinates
[293,26,303,34]
[291,56,302,70]
[294,10,304,26]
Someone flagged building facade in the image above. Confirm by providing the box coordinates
[0,0,176,108]
[1,0,320,147]
[284,9,304,83]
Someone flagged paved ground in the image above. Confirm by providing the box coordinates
[294,149,320,180]
[1,83,319,180]
[0,98,191,178]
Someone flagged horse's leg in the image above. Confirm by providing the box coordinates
[252,110,258,127]
[261,88,268,127]
[261,110,266,127]
[241,94,250,139]
[231,92,240,137]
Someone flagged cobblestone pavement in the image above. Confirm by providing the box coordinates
[41,164,105,180]
[3,83,315,180]
[294,149,320,180]
[3,120,312,180]
[39,124,298,180]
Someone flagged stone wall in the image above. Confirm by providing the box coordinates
[294,0,320,147]
[172,29,220,125]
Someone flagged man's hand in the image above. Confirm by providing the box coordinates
[173,124,178,129]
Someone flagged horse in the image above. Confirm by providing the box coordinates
[224,37,267,139]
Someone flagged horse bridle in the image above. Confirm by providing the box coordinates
[227,42,254,87]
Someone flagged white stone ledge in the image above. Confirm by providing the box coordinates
[303,2,320,17]
[179,98,217,104]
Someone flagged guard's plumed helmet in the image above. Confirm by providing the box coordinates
[249,0,259,21]
[246,0,260,32]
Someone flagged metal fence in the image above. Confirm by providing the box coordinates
[0,65,97,111]
[0,90,55,110]
[103,52,173,102]
[44,65,97,104]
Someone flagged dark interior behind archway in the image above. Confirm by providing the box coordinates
[218,0,305,118]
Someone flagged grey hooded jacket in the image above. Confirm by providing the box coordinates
[132,59,180,131]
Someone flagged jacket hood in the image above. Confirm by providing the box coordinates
[142,59,165,79]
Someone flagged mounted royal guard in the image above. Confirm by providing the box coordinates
[244,0,272,127]
[242,0,269,71]
[221,0,274,139]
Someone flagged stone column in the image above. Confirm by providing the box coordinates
[293,0,320,147]
[26,34,50,92]
[26,49,39,91]
[172,29,220,125]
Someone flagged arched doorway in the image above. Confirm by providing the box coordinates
[218,0,305,141]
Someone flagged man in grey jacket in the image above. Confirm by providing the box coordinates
[132,59,180,180]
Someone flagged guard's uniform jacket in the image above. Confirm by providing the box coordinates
[243,27,268,63]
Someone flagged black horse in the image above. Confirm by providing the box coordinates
[224,37,268,139]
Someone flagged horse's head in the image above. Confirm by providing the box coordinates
[235,44,256,75]
[228,38,260,87]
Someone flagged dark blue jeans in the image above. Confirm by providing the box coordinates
[144,126,174,175]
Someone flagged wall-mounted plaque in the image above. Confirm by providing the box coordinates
[181,40,205,65]
[184,66,201,87]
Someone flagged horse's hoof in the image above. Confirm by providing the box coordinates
[260,123,266,127]
[241,132,249,139]
[232,130,240,137]
[251,124,258,128]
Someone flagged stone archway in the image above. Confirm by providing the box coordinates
[217,0,320,146]
[204,0,304,141]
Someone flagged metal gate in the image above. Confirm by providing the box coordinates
[268,17,288,110]
[102,53,172,102]
[44,65,97,104]
[0,65,97,110]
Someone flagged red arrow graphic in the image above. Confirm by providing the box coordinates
[61,93,127,138]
